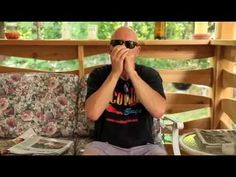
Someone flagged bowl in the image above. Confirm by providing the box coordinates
[5,32,20,39]
[192,33,210,40]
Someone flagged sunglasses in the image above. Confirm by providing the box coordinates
[110,39,138,49]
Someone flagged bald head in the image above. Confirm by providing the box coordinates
[111,26,138,42]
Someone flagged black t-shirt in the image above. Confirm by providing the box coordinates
[86,64,166,148]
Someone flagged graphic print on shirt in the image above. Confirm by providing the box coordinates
[105,82,143,125]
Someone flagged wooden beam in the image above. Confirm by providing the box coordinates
[166,104,210,114]
[166,93,211,114]
[166,93,211,104]
[0,40,212,60]
[221,99,236,123]
[159,68,213,87]
[222,46,236,62]
[180,117,211,134]
[0,45,78,60]
[84,45,108,57]
[211,40,236,46]
[140,45,214,59]
[222,69,236,88]
[219,112,234,129]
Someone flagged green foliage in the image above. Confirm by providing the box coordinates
[1,57,79,72]
[16,22,34,39]
[70,22,89,39]
[166,22,194,39]
[168,108,210,122]
[85,54,110,67]
[132,22,155,39]
[136,57,210,70]
[97,22,122,39]
[41,22,62,39]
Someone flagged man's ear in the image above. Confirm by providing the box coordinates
[135,46,141,56]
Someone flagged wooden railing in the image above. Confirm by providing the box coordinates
[0,39,236,133]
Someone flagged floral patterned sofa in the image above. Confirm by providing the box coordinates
[0,73,94,155]
[0,72,169,155]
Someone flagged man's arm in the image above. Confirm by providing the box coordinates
[125,55,166,118]
[85,45,129,121]
[85,73,119,121]
[128,70,166,118]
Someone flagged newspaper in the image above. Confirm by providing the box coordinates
[8,128,73,155]
[194,128,236,154]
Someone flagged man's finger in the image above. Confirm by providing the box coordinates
[120,51,129,62]
[112,48,129,62]
[111,45,126,56]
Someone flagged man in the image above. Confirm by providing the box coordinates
[83,26,167,155]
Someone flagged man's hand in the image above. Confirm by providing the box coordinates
[110,45,129,78]
[124,51,136,77]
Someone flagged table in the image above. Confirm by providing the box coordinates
[179,132,236,155]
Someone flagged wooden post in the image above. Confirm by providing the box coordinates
[212,46,223,128]
[216,22,236,39]
[212,46,234,128]
[78,46,84,78]
[213,22,236,129]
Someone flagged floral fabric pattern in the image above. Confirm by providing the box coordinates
[0,73,82,138]
[75,76,94,136]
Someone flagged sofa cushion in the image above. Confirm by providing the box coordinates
[0,73,81,138]
[75,77,94,137]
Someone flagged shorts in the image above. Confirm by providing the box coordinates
[84,141,167,155]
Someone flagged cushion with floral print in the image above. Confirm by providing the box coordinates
[0,73,82,138]
[75,76,94,137]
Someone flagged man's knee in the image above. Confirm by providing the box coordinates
[82,148,104,155]
[82,141,107,155]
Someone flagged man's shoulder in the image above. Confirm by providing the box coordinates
[91,65,111,75]
[136,64,159,76]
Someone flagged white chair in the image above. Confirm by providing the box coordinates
[159,116,184,155]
